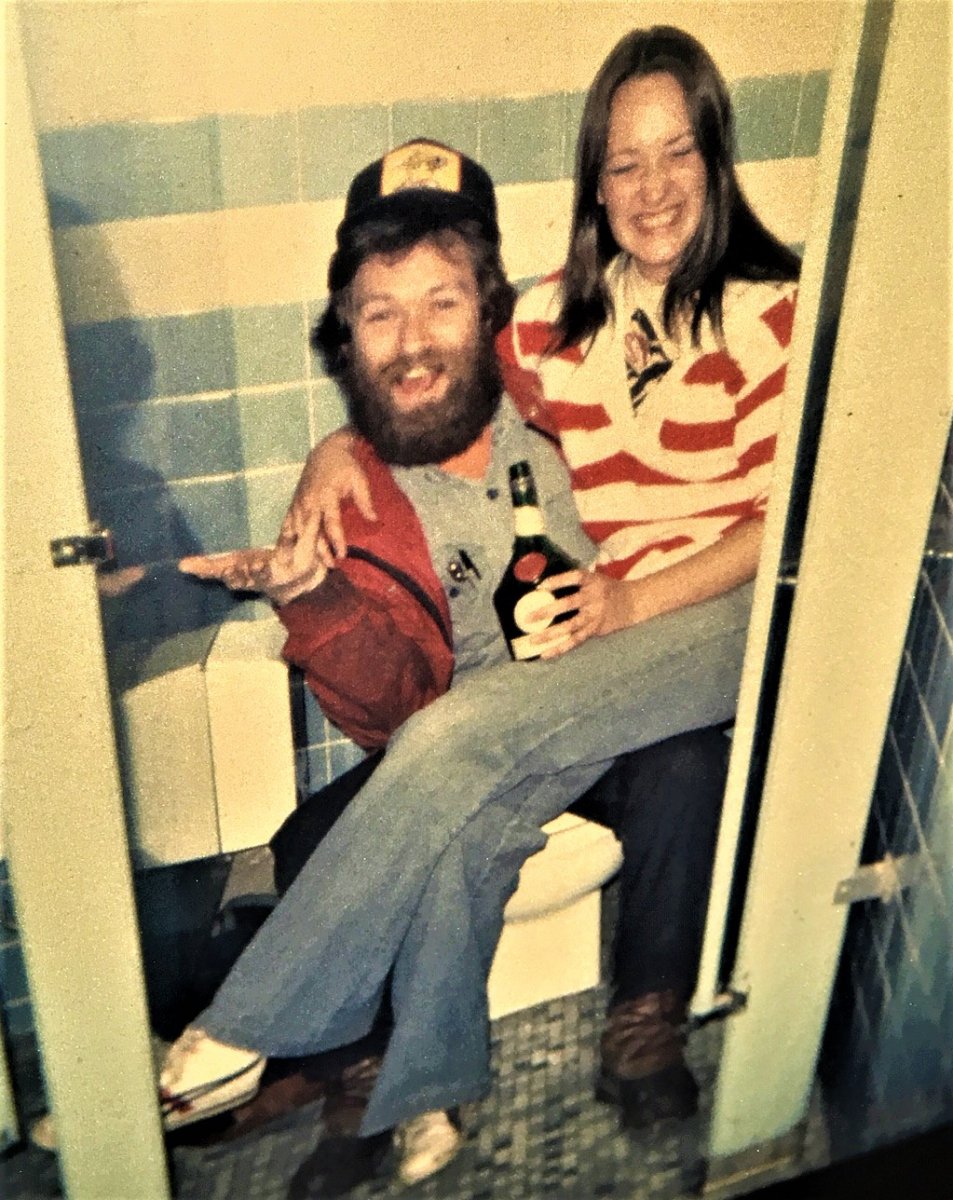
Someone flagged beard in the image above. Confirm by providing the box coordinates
[340,334,503,467]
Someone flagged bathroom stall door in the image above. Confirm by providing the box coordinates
[705,0,951,1184]
[3,11,169,1197]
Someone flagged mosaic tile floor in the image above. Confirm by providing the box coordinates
[1,984,837,1200]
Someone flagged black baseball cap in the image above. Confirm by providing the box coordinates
[338,139,500,247]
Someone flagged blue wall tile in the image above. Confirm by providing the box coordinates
[391,99,480,160]
[159,396,244,481]
[300,104,390,201]
[168,475,249,553]
[84,396,244,487]
[239,386,311,468]
[304,743,333,792]
[232,304,309,388]
[133,118,223,219]
[329,739,367,779]
[40,68,826,237]
[42,119,225,224]
[732,74,802,163]
[100,560,238,646]
[908,576,937,671]
[907,722,941,817]
[66,320,157,411]
[244,465,301,546]
[156,561,238,636]
[562,92,587,178]
[217,111,299,208]
[40,124,139,226]
[307,297,328,343]
[479,94,565,185]
[96,476,201,564]
[926,557,952,614]
[75,407,150,501]
[891,658,922,765]
[925,636,953,745]
[792,71,830,158]
[302,685,343,749]
[146,311,236,399]
[309,378,349,445]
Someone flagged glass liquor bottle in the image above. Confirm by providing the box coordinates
[493,461,579,661]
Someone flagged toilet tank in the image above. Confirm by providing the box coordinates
[111,616,296,867]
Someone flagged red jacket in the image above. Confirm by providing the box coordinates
[276,440,454,750]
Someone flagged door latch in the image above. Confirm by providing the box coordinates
[833,852,923,905]
[50,527,116,568]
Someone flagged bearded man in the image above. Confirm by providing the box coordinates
[162,141,730,1196]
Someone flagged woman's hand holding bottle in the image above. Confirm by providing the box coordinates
[527,569,640,658]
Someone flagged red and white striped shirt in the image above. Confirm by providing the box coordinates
[497,258,797,581]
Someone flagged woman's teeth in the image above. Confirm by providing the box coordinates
[638,207,679,230]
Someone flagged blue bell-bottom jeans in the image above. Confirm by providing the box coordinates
[200,582,753,1134]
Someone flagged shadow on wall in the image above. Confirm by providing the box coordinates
[49,194,237,650]
[43,198,253,1030]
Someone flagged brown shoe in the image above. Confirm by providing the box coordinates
[217,1067,329,1142]
[169,1050,381,1148]
[596,990,699,1129]
[322,1054,382,1136]
[287,1056,391,1199]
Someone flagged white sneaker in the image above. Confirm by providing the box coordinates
[159,1027,265,1130]
[25,1032,264,1148]
[394,1109,462,1185]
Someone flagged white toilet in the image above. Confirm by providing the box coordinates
[114,615,623,1017]
[488,810,622,1018]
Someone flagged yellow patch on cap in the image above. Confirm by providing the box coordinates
[380,141,462,198]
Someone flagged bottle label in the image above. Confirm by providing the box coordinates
[513,552,547,583]
[508,587,556,660]
[513,508,545,538]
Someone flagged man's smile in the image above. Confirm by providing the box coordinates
[387,360,448,409]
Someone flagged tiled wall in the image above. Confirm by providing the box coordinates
[36,71,829,800]
[40,74,829,646]
[0,865,32,1040]
[2,3,834,1042]
[821,429,953,1150]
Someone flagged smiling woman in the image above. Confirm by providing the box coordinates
[494,28,799,639]
[597,72,707,284]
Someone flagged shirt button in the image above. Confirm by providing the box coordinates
[448,586,460,598]
[486,487,499,500]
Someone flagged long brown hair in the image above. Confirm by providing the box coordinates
[554,25,799,352]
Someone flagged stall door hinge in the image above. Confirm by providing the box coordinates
[50,526,115,568]
[833,852,923,905]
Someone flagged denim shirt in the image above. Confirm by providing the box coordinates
[392,397,595,675]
